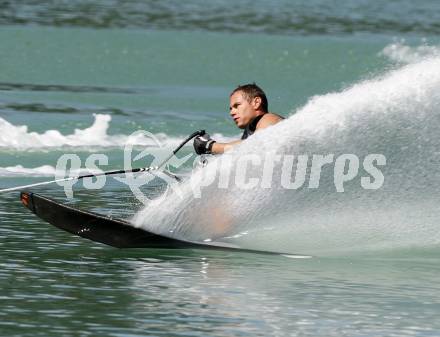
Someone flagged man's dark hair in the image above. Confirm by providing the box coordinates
[230,83,268,113]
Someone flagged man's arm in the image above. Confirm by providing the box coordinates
[211,140,242,154]
[193,113,284,155]
[193,136,242,155]
[209,115,282,154]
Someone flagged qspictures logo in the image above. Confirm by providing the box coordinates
[189,152,386,197]
[54,130,386,202]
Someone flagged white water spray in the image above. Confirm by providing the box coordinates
[133,44,440,256]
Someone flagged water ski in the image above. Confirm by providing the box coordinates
[20,192,281,254]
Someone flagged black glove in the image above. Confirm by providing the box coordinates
[193,133,216,155]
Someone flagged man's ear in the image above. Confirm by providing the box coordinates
[252,96,262,110]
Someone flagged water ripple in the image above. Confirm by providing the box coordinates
[1,0,439,35]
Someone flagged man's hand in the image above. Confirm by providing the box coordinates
[193,133,216,155]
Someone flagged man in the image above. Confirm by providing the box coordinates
[193,83,284,155]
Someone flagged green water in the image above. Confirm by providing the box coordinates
[2,189,440,337]
[3,193,440,337]
[0,26,388,121]
[1,1,440,336]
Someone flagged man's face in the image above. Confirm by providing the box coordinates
[229,91,261,129]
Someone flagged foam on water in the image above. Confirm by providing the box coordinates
[0,165,59,177]
[381,41,440,64]
[0,113,232,151]
[0,165,102,177]
[133,44,440,256]
[0,114,114,149]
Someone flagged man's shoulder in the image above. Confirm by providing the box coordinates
[256,113,284,129]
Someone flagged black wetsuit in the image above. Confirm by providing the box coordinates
[241,114,265,140]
